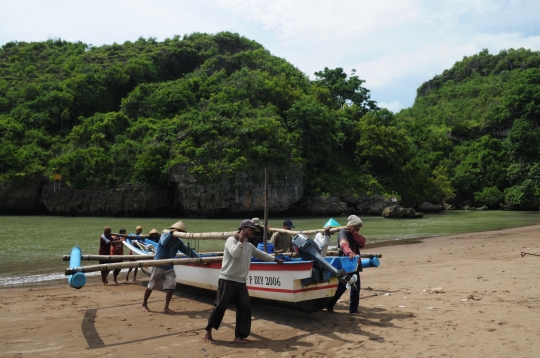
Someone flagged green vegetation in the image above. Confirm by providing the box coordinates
[396,48,540,209]
[1,34,539,209]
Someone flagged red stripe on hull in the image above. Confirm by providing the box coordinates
[248,262,313,271]
[247,284,338,294]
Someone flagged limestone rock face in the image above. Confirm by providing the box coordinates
[169,165,304,216]
[0,178,45,214]
[357,195,398,215]
[41,183,174,217]
[304,195,348,216]
[417,201,444,213]
[382,206,423,219]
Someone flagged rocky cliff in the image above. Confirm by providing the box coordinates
[1,173,419,217]
[41,183,175,217]
[0,178,46,214]
[169,165,304,217]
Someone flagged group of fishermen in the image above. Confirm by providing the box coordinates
[97,214,367,344]
[98,225,160,285]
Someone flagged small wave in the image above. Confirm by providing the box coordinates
[0,272,100,287]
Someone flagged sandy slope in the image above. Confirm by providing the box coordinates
[1,224,540,357]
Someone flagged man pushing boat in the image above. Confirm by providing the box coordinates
[204,219,284,344]
[141,220,199,313]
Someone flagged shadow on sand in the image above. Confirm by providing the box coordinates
[82,283,412,353]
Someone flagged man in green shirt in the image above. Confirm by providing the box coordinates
[270,219,295,252]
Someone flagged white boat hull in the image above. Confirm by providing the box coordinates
[124,239,339,312]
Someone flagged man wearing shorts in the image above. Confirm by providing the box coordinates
[141,221,199,313]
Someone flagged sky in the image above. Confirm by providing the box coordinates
[2,0,540,112]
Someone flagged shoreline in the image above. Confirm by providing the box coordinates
[2,222,539,290]
[2,224,540,356]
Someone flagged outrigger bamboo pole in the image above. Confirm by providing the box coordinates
[62,254,154,261]
[62,252,227,261]
[65,256,224,275]
[112,233,151,239]
[112,226,348,241]
[63,251,381,261]
[162,226,348,241]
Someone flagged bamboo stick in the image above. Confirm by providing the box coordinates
[64,252,381,275]
[166,226,348,241]
[63,251,381,261]
[112,226,348,241]
[62,254,154,261]
[65,256,225,275]
[112,233,151,239]
[62,252,227,261]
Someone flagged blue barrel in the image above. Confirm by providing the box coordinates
[256,242,274,254]
[361,257,380,268]
[68,246,87,289]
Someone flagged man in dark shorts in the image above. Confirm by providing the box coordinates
[141,221,199,313]
[326,215,366,314]
[98,226,122,285]
[110,228,126,284]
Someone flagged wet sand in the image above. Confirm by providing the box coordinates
[1,224,540,357]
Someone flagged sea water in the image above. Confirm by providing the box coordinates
[0,211,538,287]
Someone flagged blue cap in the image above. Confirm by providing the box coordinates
[283,219,295,229]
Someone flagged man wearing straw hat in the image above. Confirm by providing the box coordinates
[141,221,199,313]
[204,219,284,344]
[325,215,366,314]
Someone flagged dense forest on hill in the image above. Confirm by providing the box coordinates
[396,48,540,209]
[1,33,539,209]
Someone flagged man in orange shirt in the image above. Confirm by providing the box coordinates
[98,226,122,285]
[110,228,126,285]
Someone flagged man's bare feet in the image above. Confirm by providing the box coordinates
[204,330,214,343]
[113,280,118,285]
[142,304,151,312]
[233,337,251,344]
[164,308,176,314]
[350,311,364,315]
[102,281,108,285]
[133,279,138,283]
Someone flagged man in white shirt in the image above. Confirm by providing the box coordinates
[313,225,332,256]
[204,219,284,344]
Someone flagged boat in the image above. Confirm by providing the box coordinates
[122,234,377,313]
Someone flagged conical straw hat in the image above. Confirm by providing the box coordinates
[149,229,159,235]
[170,220,187,232]
[323,218,341,228]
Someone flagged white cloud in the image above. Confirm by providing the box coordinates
[1,0,540,108]
[378,100,404,113]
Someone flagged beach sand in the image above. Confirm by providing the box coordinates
[2,224,540,357]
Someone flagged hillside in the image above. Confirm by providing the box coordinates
[1,34,539,214]
[396,48,540,209]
